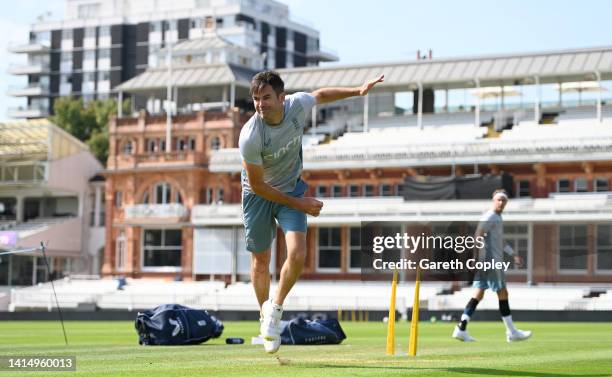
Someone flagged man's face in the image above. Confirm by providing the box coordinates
[252,84,285,123]
[493,195,508,213]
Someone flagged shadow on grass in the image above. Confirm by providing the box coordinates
[301,365,609,377]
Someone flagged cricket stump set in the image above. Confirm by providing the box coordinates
[386,267,421,356]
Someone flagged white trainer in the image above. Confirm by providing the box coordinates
[506,329,532,342]
[260,299,283,354]
[452,325,476,342]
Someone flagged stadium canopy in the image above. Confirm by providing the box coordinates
[117,46,612,95]
[0,119,89,163]
[278,46,612,91]
[115,63,255,99]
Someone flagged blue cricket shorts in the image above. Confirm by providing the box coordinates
[472,269,507,292]
[241,179,308,253]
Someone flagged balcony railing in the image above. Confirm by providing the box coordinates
[134,151,206,165]
[7,84,49,97]
[111,151,208,170]
[7,62,50,75]
[8,42,50,54]
[124,204,188,220]
[6,105,49,119]
[191,195,612,225]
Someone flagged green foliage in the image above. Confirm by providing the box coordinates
[50,97,130,163]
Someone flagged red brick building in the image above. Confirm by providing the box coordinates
[102,45,612,285]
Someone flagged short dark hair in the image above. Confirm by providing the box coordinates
[250,70,284,96]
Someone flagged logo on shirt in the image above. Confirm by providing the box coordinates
[263,135,301,161]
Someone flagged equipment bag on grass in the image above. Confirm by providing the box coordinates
[280,317,346,345]
[135,304,224,345]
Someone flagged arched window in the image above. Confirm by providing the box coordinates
[155,182,172,204]
[122,140,134,155]
[143,182,183,205]
[211,136,221,150]
[146,139,157,152]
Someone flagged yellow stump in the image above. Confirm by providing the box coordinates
[408,266,421,356]
[386,269,398,355]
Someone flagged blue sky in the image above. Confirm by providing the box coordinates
[2,0,612,121]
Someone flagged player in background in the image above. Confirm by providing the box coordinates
[452,189,532,343]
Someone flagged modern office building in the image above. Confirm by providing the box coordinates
[6,0,337,119]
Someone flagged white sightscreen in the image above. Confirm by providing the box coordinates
[193,227,233,274]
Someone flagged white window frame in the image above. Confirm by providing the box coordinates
[316,185,328,198]
[154,182,172,204]
[379,183,393,197]
[347,227,362,273]
[147,139,157,152]
[516,180,531,198]
[115,233,126,272]
[557,224,589,274]
[503,224,528,274]
[574,178,588,193]
[594,177,609,192]
[216,188,224,203]
[211,136,221,150]
[595,224,612,274]
[140,228,183,272]
[316,227,342,273]
[557,178,571,193]
[205,187,214,204]
[362,184,374,197]
[331,185,342,198]
[115,191,122,208]
[122,140,134,155]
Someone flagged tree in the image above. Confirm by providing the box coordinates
[50,97,130,164]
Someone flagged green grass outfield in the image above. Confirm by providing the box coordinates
[1,321,612,376]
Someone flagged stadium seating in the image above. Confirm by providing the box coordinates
[327,123,488,148]
[9,277,118,311]
[428,284,601,311]
[9,277,448,312]
[0,220,17,230]
[367,111,494,129]
[556,104,612,122]
[10,277,612,314]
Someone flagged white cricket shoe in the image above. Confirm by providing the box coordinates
[452,325,476,342]
[506,329,532,342]
[260,299,283,354]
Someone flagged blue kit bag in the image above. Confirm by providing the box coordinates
[135,304,223,345]
[280,317,346,345]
